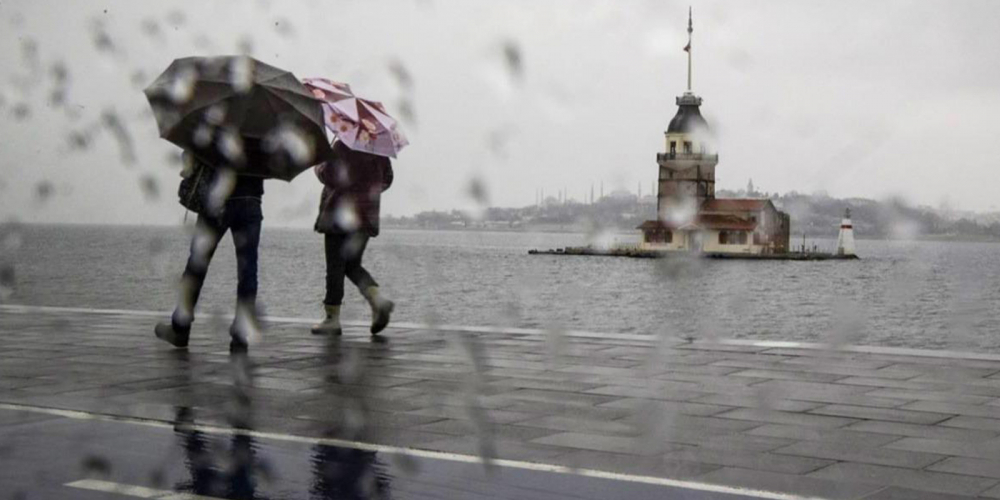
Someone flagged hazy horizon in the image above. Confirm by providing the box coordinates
[2,0,999,228]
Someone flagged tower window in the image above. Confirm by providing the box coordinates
[669,141,676,155]
[683,141,692,154]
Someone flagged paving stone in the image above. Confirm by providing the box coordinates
[983,483,1000,499]
[494,400,633,421]
[808,462,999,497]
[694,467,883,499]
[690,433,796,454]
[858,486,985,500]
[748,379,877,396]
[899,400,1000,419]
[10,308,1000,499]
[530,432,683,456]
[487,388,622,407]
[692,394,825,412]
[939,416,1000,432]
[714,408,860,428]
[844,420,999,442]
[777,357,894,372]
[489,377,602,392]
[419,435,574,461]
[548,450,721,479]
[407,405,538,425]
[514,415,639,436]
[728,368,849,383]
[772,440,945,469]
[582,384,708,401]
[411,419,559,441]
[597,398,730,417]
[747,423,903,447]
[928,457,1000,479]
[807,404,953,425]
[663,448,835,475]
[884,437,1000,460]
[635,414,763,433]
[864,388,996,405]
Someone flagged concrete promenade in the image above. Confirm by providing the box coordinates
[2,305,1000,499]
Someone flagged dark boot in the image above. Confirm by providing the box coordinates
[362,286,394,335]
[229,300,262,353]
[154,320,190,348]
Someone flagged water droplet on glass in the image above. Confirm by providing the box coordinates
[273,18,295,38]
[139,174,160,201]
[207,169,236,215]
[467,176,490,207]
[237,36,255,56]
[101,109,137,166]
[0,263,14,302]
[501,40,523,82]
[388,60,414,91]
[20,38,39,67]
[217,129,246,165]
[140,18,163,40]
[166,10,186,27]
[89,19,117,55]
[168,64,199,104]
[264,124,315,166]
[11,103,30,121]
[193,124,214,148]
[229,57,255,94]
[80,455,112,479]
[333,201,361,232]
[396,97,417,128]
[35,181,54,202]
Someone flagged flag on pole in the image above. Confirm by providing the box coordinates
[683,42,691,52]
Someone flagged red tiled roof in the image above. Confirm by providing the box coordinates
[702,198,772,212]
[638,214,757,231]
[695,214,758,230]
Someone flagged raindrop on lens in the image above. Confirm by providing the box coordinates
[35,181,55,202]
[139,175,160,201]
[168,65,198,104]
[229,57,255,94]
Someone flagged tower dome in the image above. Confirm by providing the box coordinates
[667,93,709,134]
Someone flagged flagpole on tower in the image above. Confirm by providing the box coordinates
[686,6,693,92]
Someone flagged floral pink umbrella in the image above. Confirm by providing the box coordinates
[303,77,409,158]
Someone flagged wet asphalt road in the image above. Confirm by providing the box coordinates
[0,408,764,500]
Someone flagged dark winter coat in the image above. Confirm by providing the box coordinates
[313,142,393,237]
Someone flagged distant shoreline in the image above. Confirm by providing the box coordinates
[6,221,999,243]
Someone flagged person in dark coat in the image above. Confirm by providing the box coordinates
[155,145,267,353]
[311,141,394,336]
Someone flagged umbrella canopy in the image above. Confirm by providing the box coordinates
[302,78,409,159]
[145,56,332,181]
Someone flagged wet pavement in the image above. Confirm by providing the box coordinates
[0,407,761,500]
[2,305,1000,499]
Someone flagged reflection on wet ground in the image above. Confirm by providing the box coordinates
[2,307,1000,499]
[0,407,759,500]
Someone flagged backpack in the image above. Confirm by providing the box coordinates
[177,156,216,215]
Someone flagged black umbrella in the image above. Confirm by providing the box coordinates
[144,56,332,181]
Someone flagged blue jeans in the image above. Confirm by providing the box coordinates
[175,198,263,327]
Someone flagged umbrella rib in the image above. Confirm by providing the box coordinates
[262,87,326,123]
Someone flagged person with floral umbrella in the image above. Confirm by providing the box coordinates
[304,78,407,336]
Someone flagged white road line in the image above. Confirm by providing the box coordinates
[67,479,223,500]
[1,403,816,500]
[5,303,1000,361]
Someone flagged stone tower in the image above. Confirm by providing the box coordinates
[656,8,718,221]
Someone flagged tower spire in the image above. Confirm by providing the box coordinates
[686,6,693,92]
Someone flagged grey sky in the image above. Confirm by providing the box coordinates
[1,0,999,227]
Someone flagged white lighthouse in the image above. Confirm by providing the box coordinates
[836,208,856,256]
